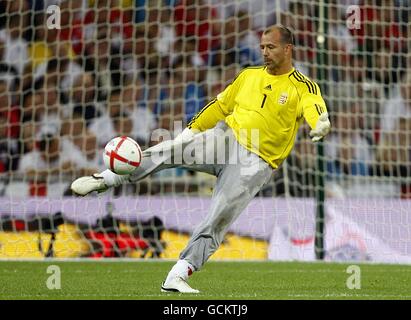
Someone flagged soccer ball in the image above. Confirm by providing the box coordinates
[103,136,142,175]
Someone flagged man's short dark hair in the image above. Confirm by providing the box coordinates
[263,24,294,45]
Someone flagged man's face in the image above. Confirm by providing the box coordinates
[260,30,291,71]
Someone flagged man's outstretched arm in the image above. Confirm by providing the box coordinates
[188,70,243,131]
[188,98,230,131]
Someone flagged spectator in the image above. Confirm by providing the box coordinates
[369,47,404,95]
[0,80,20,173]
[0,80,19,139]
[147,2,176,61]
[280,134,317,198]
[30,80,64,140]
[62,112,106,173]
[0,111,19,173]
[236,0,286,30]
[350,0,408,94]
[380,72,411,137]
[28,14,57,73]
[138,58,170,119]
[325,104,374,178]
[122,25,150,75]
[83,29,120,100]
[83,0,133,53]
[131,1,177,72]
[20,121,38,155]
[207,62,240,99]
[327,1,358,81]
[0,62,19,92]
[57,0,86,56]
[112,110,134,137]
[208,11,262,68]
[211,0,284,30]
[173,0,221,62]
[376,117,411,198]
[68,72,104,125]
[122,78,157,147]
[18,122,94,196]
[351,0,408,54]
[89,90,153,148]
[284,1,316,63]
[122,24,170,91]
[89,84,155,147]
[0,2,30,76]
[170,37,206,74]
[22,91,45,123]
[235,10,263,57]
[80,132,106,173]
[168,55,206,127]
[35,44,84,99]
[327,52,382,139]
[27,13,59,79]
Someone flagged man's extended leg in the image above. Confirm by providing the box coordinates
[162,135,273,293]
[71,124,228,195]
[71,134,206,195]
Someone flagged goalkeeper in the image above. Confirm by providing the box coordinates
[71,25,331,293]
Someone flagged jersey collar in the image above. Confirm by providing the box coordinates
[265,67,295,78]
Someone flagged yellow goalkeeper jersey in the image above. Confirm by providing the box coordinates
[188,66,328,169]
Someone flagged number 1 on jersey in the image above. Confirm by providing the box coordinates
[260,94,267,108]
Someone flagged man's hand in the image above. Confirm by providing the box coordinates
[310,112,331,142]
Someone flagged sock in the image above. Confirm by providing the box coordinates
[166,259,195,282]
[100,169,129,187]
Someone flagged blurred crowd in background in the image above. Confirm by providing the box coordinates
[0,0,409,198]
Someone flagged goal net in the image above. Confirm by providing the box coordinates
[0,0,410,263]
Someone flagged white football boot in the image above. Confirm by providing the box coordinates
[161,260,199,293]
[161,277,200,294]
[70,174,108,196]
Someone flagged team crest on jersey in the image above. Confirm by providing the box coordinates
[278,93,288,105]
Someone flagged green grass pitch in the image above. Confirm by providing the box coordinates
[0,260,410,300]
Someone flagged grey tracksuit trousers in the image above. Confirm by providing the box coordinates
[103,122,273,270]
